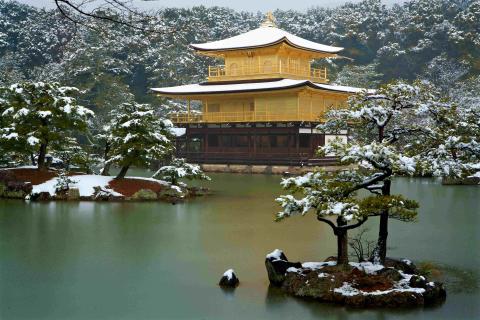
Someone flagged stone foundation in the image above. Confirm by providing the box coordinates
[199,164,352,175]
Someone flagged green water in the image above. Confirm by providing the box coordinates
[0,174,479,319]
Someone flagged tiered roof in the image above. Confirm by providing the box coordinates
[190,26,343,54]
[152,13,367,96]
[152,79,370,96]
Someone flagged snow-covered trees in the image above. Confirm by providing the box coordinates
[409,94,480,179]
[277,80,478,265]
[1,0,479,114]
[0,82,93,170]
[104,102,175,179]
[153,158,210,186]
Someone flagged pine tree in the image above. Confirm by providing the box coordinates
[105,102,175,179]
[0,82,93,170]
[152,158,210,186]
[276,169,418,265]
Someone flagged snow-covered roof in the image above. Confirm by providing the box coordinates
[191,26,343,54]
[151,79,371,96]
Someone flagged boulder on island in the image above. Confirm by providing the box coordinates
[219,269,239,288]
[265,249,302,287]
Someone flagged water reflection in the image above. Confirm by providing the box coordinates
[0,175,479,319]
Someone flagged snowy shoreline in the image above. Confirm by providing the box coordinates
[0,168,207,202]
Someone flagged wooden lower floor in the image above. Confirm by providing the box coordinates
[175,123,344,166]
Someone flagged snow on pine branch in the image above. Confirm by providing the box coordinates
[152,158,210,186]
[321,141,416,175]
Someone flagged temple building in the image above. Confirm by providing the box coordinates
[152,13,367,166]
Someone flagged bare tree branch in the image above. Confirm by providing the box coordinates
[53,0,172,34]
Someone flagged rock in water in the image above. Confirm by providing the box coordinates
[67,188,80,200]
[265,249,302,286]
[219,269,239,288]
[132,188,158,200]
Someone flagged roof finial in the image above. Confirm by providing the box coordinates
[261,11,277,28]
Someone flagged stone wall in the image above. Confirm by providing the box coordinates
[199,164,351,175]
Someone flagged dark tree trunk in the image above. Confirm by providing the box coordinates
[115,164,130,179]
[378,126,384,142]
[100,142,111,176]
[376,179,391,264]
[101,163,111,176]
[336,217,349,265]
[37,143,48,170]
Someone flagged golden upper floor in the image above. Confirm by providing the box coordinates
[168,87,349,124]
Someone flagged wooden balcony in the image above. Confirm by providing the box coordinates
[208,64,328,83]
[169,111,323,124]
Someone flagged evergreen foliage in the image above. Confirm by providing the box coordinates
[152,158,210,186]
[54,169,76,192]
[104,102,175,179]
[0,0,479,116]
[277,80,478,265]
[0,81,93,169]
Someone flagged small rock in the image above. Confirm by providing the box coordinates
[30,192,51,201]
[384,257,418,274]
[1,181,32,199]
[219,269,239,288]
[67,188,80,200]
[409,274,427,288]
[423,282,447,305]
[132,188,158,200]
[265,249,302,287]
[376,268,403,281]
[442,176,480,185]
[92,186,123,201]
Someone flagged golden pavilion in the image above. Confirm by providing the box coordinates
[152,13,366,166]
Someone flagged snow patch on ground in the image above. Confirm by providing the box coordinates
[302,261,337,269]
[32,175,121,197]
[334,281,426,297]
[349,262,385,274]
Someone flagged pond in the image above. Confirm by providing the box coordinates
[0,173,479,319]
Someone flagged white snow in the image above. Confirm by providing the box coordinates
[0,165,38,170]
[31,175,122,197]
[223,269,235,280]
[468,171,480,179]
[402,259,413,266]
[38,111,52,118]
[266,249,284,260]
[191,25,343,53]
[334,282,426,297]
[2,132,18,140]
[349,262,385,274]
[302,261,337,269]
[152,79,372,96]
[124,176,170,186]
[27,136,40,146]
[170,127,186,137]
